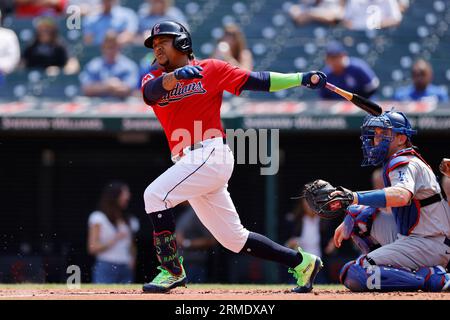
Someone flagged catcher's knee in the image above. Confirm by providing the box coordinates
[339,256,373,292]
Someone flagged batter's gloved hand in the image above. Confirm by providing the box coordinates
[174,65,203,80]
[301,179,354,219]
[301,71,327,89]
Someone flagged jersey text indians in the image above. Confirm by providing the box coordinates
[158,81,207,106]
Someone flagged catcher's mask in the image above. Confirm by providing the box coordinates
[144,20,192,54]
[360,110,417,166]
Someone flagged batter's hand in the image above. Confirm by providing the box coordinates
[174,65,204,80]
[439,158,450,177]
[301,71,327,89]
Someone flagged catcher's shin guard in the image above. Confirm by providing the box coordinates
[339,256,425,292]
[416,266,450,292]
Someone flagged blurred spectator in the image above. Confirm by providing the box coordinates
[440,158,450,178]
[343,0,403,31]
[397,0,410,13]
[175,202,217,283]
[0,9,20,84]
[211,23,253,71]
[393,59,448,103]
[83,0,138,46]
[371,167,384,190]
[134,52,156,96]
[15,0,67,17]
[137,0,188,42]
[372,167,391,213]
[22,16,79,75]
[319,41,379,100]
[282,195,340,284]
[289,0,345,26]
[88,181,139,284]
[80,31,139,98]
[0,1,15,18]
[69,0,101,16]
[284,198,322,258]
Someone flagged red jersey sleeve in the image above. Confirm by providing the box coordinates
[141,68,163,106]
[208,59,250,96]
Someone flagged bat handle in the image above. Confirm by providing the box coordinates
[325,82,337,91]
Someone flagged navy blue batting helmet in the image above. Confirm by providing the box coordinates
[144,20,192,54]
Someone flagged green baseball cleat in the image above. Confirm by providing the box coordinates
[288,247,323,293]
[142,257,187,293]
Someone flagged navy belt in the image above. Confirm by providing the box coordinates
[188,137,227,151]
[445,237,450,248]
[172,137,227,162]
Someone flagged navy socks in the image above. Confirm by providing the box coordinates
[240,232,303,268]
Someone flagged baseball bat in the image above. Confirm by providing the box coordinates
[324,82,383,115]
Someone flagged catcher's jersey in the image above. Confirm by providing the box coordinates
[141,59,249,154]
[383,148,450,237]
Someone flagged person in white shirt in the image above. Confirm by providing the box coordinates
[88,181,139,284]
[0,10,20,84]
[343,0,403,31]
[285,198,322,260]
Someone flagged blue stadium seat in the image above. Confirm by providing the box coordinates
[1,0,449,100]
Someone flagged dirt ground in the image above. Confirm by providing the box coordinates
[0,287,449,300]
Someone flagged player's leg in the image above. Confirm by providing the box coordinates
[143,142,233,292]
[348,210,397,254]
[340,235,450,292]
[367,234,450,269]
[369,211,397,246]
[189,185,323,293]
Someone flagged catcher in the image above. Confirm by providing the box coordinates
[303,110,450,292]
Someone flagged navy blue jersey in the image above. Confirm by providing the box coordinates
[320,57,379,100]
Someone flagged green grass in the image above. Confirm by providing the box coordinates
[0,283,344,290]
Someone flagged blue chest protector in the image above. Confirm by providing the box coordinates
[382,148,430,236]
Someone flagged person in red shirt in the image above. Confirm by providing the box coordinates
[15,0,67,17]
[141,20,327,294]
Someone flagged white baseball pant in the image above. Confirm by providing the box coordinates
[143,137,250,253]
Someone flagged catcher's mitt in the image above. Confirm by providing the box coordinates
[302,179,354,219]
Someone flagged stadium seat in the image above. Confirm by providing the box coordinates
[1,0,449,100]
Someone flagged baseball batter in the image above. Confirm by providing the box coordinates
[314,111,450,292]
[140,21,327,293]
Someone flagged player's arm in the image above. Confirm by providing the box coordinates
[354,163,417,207]
[350,186,413,208]
[142,65,203,104]
[241,71,327,92]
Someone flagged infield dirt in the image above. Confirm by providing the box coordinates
[0,285,448,300]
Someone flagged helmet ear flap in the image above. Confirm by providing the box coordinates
[174,33,192,53]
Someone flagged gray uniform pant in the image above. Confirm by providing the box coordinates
[366,212,450,270]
